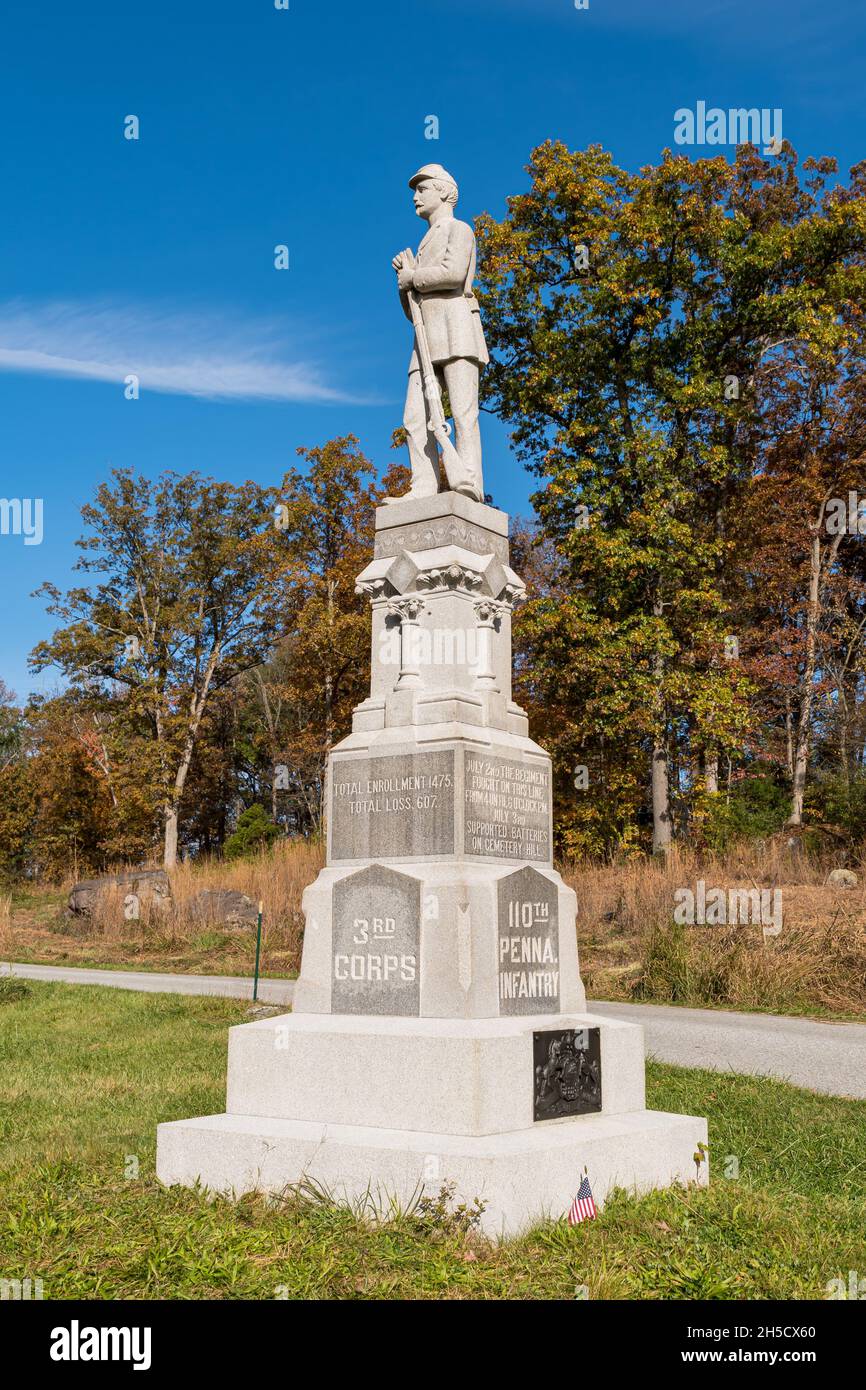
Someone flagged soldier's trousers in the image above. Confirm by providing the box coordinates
[403,357,483,497]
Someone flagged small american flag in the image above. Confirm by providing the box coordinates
[568,1173,597,1226]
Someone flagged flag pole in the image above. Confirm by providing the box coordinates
[252,900,264,1002]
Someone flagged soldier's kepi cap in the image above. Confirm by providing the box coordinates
[409,163,458,194]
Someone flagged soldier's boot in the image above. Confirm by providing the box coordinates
[382,370,442,504]
[450,408,484,503]
[445,359,484,502]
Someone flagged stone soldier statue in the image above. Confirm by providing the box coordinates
[388,164,489,504]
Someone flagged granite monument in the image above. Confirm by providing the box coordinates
[156,167,707,1236]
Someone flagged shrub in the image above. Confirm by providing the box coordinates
[703,773,790,850]
[223,805,282,861]
[805,771,866,841]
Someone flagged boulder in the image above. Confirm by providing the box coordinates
[68,868,171,916]
[827,868,859,889]
[190,889,259,927]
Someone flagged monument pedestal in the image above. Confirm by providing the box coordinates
[157,495,707,1236]
[157,1107,703,1240]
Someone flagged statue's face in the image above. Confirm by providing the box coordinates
[413,179,446,220]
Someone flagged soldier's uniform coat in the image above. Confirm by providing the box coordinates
[402,218,489,371]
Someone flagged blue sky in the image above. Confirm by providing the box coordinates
[1,0,863,698]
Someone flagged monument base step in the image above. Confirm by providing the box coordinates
[224,1010,645,1135]
[156,1108,708,1239]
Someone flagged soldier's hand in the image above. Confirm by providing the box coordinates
[397,266,415,291]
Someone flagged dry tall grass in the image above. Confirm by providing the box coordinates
[8,835,866,1014]
[52,840,326,976]
[0,892,12,960]
[3,834,325,978]
[567,839,866,1016]
[163,840,323,952]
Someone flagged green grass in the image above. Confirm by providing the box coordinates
[1,981,864,1299]
[3,954,295,980]
[6,887,67,912]
[3,936,297,979]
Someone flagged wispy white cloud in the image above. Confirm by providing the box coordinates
[0,299,362,404]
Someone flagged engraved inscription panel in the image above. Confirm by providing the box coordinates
[497,868,559,1015]
[463,752,551,862]
[332,865,420,1015]
[330,751,455,860]
[374,518,509,562]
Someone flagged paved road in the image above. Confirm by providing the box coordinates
[1,961,296,1006]
[590,1000,866,1100]
[4,963,864,1098]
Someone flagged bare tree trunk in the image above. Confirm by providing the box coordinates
[162,648,221,867]
[788,518,841,825]
[789,731,809,826]
[839,686,850,794]
[704,748,719,795]
[652,741,672,855]
[253,670,282,824]
[164,806,179,869]
[163,740,200,866]
[651,598,671,855]
[790,532,820,825]
[784,696,794,779]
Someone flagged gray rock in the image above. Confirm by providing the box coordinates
[190,889,259,927]
[827,868,859,889]
[68,868,171,916]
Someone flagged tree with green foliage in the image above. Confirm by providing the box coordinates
[30,470,278,867]
[477,141,866,854]
[247,438,398,832]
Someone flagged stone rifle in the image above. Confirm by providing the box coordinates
[403,268,476,498]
